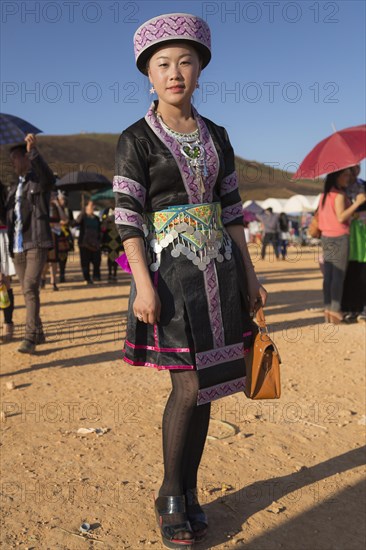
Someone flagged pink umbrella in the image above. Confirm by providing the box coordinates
[292,124,366,180]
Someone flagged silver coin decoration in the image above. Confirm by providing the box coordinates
[145,203,236,273]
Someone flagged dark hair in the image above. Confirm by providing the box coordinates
[322,169,348,207]
[279,212,289,231]
[9,143,27,156]
[266,207,273,213]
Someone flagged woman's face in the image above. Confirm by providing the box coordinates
[337,169,352,188]
[147,43,201,107]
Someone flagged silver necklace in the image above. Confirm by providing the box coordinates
[156,112,208,197]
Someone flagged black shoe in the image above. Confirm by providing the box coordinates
[85,279,94,285]
[59,275,65,283]
[35,332,46,345]
[18,339,36,354]
[154,495,195,549]
[184,488,208,542]
[53,283,59,291]
[40,278,46,289]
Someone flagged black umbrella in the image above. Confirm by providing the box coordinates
[0,113,42,145]
[56,171,111,191]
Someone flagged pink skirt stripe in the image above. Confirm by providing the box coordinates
[123,355,195,370]
[125,339,191,353]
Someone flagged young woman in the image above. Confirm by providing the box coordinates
[318,168,366,323]
[114,13,267,548]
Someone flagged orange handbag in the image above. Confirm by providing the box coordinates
[308,210,322,239]
[244,307,281,399]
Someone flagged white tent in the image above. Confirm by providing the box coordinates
[284,194,321,213]
[243,195,321,214]
[260,198,288,213]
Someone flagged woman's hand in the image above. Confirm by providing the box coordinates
[355,192,366,206]
[247,273,268,315]
[133,285,161,325]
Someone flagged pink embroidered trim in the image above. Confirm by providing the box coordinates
[125,339,191,353]
[145,102,219,205]
[134,14,211,58]
[153,271,159,348]
[123,355,195,370]
[222,201,243,225]
[243,331,253,337]
[197,377,246,405]
[193,107,220,203]
[196,342,244,369]
[114,207,143,230]
[220,171,238,197]
[203,262,225,348]
[113,175,146,207]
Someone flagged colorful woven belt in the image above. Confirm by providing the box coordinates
[143,202,232,272]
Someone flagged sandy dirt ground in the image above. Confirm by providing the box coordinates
[1,245,365,550]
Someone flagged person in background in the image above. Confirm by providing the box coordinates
[41,191,68,291]
[277,212,290,260]
[257,207,280,260]
[341,165,366,322]
[318,168,366,324]
[76,200,102,284]
[56,191,74,283]
[7,134,55,353]
[101,207,122,282]
[0,180,16,341]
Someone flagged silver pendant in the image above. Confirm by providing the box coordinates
[197,261,206,271]
[171,249,180,258]
[216,253,224,263]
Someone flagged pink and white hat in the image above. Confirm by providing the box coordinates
[134,13,211,75]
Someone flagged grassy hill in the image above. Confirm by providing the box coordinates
[0,133,322,201]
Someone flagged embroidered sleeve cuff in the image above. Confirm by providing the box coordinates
[222,201,243,226]
[220,171,238,197]
[113,175,146,207]
[114,207,144,231]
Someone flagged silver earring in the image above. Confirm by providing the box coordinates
[150,85,155,94]
[196,82,200,89]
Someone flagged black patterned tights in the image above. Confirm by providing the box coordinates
[158,369,211,497]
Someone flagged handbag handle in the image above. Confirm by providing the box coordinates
[255,306,267,330]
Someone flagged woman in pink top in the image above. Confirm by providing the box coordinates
[318,168,366,323]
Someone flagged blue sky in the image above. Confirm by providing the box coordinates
[1,0,365,177]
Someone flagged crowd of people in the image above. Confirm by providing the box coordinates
[0,134,122,351]
[318,164,366,324]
